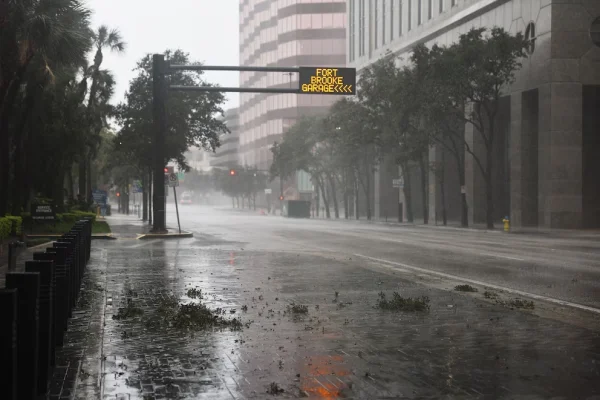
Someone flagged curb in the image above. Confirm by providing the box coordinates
[26,234,116,240]
[137,231,194,240]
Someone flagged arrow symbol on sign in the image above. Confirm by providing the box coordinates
[336,84,342,92]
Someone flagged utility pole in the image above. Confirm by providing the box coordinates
[152,54,168,233]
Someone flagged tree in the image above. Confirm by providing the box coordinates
[327,98,380,220]
[430,27,528,229]
[359,54,429,223]
[116,50,229,172]
[411,43,469,227]
[79,25,126,202]
[0,0,93,215]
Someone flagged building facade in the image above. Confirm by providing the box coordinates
[347,0,600,229]
[210,107,241,169]
[239,0,347,198]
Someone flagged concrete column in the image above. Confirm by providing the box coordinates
[510,93,524,227]
[538,82,583,228]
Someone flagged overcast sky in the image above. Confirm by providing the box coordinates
[85,0,240,111]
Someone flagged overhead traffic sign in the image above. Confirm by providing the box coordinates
[299,67,356,95]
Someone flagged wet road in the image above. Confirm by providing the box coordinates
[49,206,600,399]
[171,205,600,311]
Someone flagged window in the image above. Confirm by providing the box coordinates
[374,0,378,49]
[359,0,366,56]
[399,0,403,36]
[418,0,422,25]
[382,0,386,45]
[390,0,394,41]
[451,0,456,6]
[428,0,432,20]
[349,0,355,61]
[439,0,443,13]
[408,0,412,31]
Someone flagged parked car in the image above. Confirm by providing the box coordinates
[180,192,193,205]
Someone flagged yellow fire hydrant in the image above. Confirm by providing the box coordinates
[502,216,510,232]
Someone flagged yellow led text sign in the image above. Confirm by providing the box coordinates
[299,67,356,95]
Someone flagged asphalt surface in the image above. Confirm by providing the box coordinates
[170,205,600,312]
[42,206,600,399]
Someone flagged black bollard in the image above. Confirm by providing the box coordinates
[52,244,73,318]
[56,238,77,282]
[32,253,57,366]
[6,272,40,400]
[59,235,80,299]
[44,248,70,343]
[25,261,54,395]
[0,289,18,400]
[7,241,18,271]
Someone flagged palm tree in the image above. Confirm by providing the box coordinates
[79,25,126,202]
[0,0,92,215]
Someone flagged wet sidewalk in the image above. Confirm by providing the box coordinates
[48,218,600,399]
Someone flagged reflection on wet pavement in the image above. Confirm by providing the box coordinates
[49,233,600,399]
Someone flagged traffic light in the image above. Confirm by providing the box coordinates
[116,192,120,197]
[279,195,284,201]
[229,169,236,176]
[164,168,168,173]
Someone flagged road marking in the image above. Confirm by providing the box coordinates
[478,252,525,261]
[355,253,600,315]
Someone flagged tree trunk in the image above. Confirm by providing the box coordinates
[317,176,330,219]
[485,151,494,229]
[142,173,148,221]
[361,165,371,220]
[343,180,349,220]
[354,173,360,220]
[67,166,74,201]
[148,170,153,224]
[401,162,414,223]
[419,153,429,225]
[327,174,339,219]
[78,156,86,200]
[0,61,32,215]
[86,156,92,202]
[440,152,447,226]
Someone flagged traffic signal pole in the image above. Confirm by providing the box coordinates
[151,56,355,231]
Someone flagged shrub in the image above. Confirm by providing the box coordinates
[58,211,96,223]
[0,217,11,240]
[4,216,23,235]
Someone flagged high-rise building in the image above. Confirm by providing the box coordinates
[347,0,600,229]
[239,0,347,197]
[210,107,240,169]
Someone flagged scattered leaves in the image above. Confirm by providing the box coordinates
[376,292,430,312]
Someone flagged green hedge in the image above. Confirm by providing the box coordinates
[59,211,96,223]
[0,217,11,240]
[4,215,23,235]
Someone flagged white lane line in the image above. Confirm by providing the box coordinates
[355,253,600,315]
[477,252,525,261]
